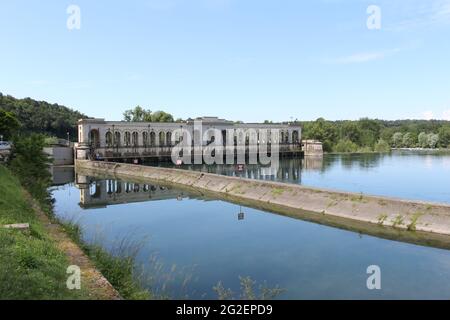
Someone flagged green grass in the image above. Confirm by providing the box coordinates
[377,213,388,225]
[407,212,424,231]
[0,165,87,299]
[61,220,150,300]
[392,214,405,228]
[271,188,284,197]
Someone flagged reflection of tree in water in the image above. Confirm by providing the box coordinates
[318,154,337,173]
[340,153,383,170]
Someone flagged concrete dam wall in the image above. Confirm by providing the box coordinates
[76,160,450,238]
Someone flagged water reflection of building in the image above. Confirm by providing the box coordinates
[302,156,323,171]
[75,174,194,208]
[50,166,75,186]
[169,158,312,184]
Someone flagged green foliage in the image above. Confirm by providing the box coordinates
[213,276,284,300]
[402,132,416,148]
[334,139,358,153]
[374,139,390,153]
[303,118,337,152]
[302,118,450,152]
[9,134,52,210]
[392,132,403,148]
[61,220,150,300]
[0,165,86,299]
[0,93,87,140]
[0,109,20,139]
[438,126,450,147]
[123,105,175,123]
[427,133,439,148]
[418,132,428,148]
[340,121,361,144]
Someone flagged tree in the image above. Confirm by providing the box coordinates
[122,106,174,123]
[392,132,403,148]
[0,109,20,139]
[402,132,415,148]
[307,118,338,152]
[427,133,439,148]
[340,121,361,144]
[418,132,428,148]
[9,134,52,203]
[150,111,174,122]
[374,139,390,153]
[334,139,358,153]
[123,105,151,122]
[438,126,450,148]
[0,93,86,139]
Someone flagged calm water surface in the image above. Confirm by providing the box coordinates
[155,150,450,203]
[51,151,450,299]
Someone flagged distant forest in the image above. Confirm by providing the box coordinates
[0,93,87,140]
[1,93,450,152]
[301,118,450,152]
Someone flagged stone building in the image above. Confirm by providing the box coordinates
[75,117,302,161]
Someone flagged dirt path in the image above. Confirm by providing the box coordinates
[26,193,121,300]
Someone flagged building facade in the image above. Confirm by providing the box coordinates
[76,117,302,161]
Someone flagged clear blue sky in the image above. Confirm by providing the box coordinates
[1,0,449,122]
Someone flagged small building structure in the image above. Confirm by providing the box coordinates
[302,140,323,157]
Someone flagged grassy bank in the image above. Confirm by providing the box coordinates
[0,165,88,299]
[0,163,149,299]
[2,133,151,300]
[61,221,150,300]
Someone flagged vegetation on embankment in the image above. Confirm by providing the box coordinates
[0,165,88,299]
[1,133,149,299]
[61,220,150,300]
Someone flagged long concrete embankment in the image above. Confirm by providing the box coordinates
[76,160,450,239]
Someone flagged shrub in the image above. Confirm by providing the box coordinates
[374,139,390,153]
[334,139,358,153]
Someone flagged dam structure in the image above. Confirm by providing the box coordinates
[75,117,303,163]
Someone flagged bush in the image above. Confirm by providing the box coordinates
[8,134,52,210]
[334,139,358,153]
[374,139,390,153]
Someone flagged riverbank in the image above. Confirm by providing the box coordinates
[0,165,121,299]
[76,160,450,238]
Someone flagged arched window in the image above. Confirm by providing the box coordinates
[124,132,131,146]
[166,131,172,146]
[132,132,139,146]
[150,132,156,146]
[293,130,299,144]
[174,131,180,143]
[159,131,165,146]
[114,132,121,147]
[105,131,113,147]
[89,129,100,148]
[143,132,149,147]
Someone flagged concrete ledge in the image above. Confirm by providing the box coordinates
[76,160,450,239]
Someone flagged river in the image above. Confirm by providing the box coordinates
[51,151,450,299]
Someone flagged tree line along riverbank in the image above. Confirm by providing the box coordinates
[2,93,450,155]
